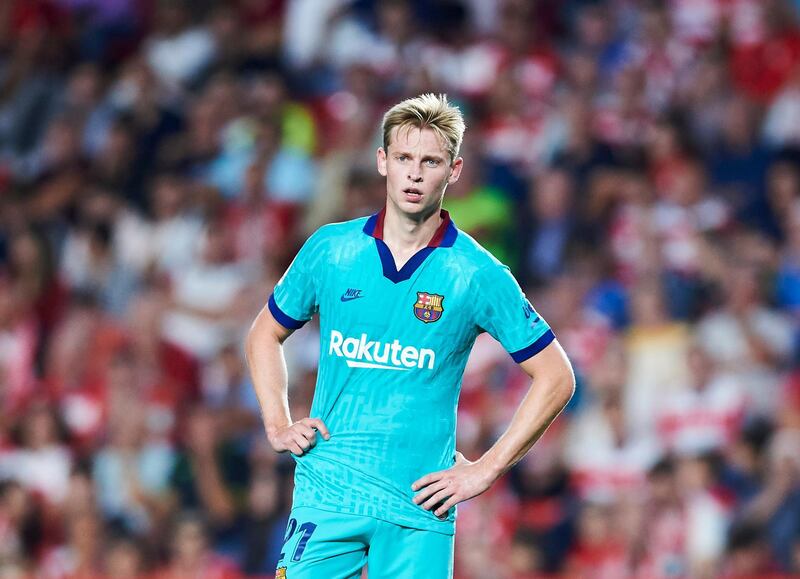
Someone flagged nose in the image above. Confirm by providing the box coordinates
[408,171,422,183]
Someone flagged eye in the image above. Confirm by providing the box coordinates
[425,159,440,167]
[397,154,409,162]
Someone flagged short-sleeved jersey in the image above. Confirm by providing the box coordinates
[269,209,554,535]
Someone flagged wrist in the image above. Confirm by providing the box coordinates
[476,453,505,484]
[266,421,290,440]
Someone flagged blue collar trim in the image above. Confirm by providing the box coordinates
[362,209,458,283]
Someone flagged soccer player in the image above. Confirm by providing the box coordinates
[245,94,575,579]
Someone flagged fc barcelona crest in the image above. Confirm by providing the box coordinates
[414,292,444,323]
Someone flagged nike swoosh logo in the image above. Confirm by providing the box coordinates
[340,295,365,302]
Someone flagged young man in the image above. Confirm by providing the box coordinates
[245,94,575,579]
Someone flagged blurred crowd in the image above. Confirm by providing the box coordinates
[1,0,800,577]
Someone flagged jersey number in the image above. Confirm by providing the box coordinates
[279,518,318,563]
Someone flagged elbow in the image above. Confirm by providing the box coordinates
[556,368,576,409]
[244,317,268,365]
[244,323,258,360]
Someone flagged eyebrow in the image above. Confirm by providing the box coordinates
[394,151,446,162]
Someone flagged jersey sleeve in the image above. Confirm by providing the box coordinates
[472,263,555,363]
[268,230,324,329]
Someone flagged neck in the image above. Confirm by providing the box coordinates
[382,201,443,251]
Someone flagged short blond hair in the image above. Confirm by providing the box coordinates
[382,93,466,163]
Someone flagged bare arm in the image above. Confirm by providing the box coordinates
[412,340,574,517]
[244,305,329,455]
[479,340,575,477]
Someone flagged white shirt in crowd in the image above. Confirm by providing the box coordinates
[161,261,248,361]
[657,374,746,456]
[0,445,72,504]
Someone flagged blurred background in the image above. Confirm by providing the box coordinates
[1,0,800,577]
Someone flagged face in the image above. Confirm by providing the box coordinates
[532,170,572,219]
[105,541,143,578]
[173,520,207,562]
[24,406,58,449]
[377,126,462,220]
[577,504,609,543]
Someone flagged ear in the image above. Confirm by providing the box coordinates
[447,157,464,185]
[376,147,388,177]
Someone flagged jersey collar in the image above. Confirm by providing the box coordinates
[362,208,458,283]
[362,208,458,248]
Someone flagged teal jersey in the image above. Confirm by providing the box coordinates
[269,209,554,535]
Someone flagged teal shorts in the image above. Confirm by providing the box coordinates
[275,505,454,579]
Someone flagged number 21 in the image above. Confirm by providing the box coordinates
[279,518,318,562]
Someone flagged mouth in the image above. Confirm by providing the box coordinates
[403,188,423,202]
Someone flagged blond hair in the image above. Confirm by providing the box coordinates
[381,93,466,163]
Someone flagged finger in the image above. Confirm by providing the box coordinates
[412,480,448,505]
[304,432,318,449]
[435,496,460,518]
[292,431,311,451]
[412,471,443,491]
[286,433,305,454]
[306,418,331,440]
[293,423,317,443]
[422,487,453,511]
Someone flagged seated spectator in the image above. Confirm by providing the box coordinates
[0,402,72,507]
[238,467,292,576]
[636,458,688,578]
[161,221,251,361]
[0,277,39,419]
[676,453,731,577]
[564,501,628,579]
[696,261,794,419]
[506,527,546,579]
[738,428,800,572]
[720,523,779,578]
[146,173,204,276]
[144,0,215,90]
[657,345,747,456]
[60,218,139,318]
[775,192,800,315]
[565,388,661,502]
[124,293,201,442]
[39,509,103,579]
[4,227,68,365]
[0,479,42,575]
[168,406,250,534]
[102,533,148,579]
[623,279,691,436]
[152,512,241,579]
[209,116,317,205]
[92,397,175,534]
[523,169,578,284]
[46,292,127,453]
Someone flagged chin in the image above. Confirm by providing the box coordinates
[399,203,436,218]
[394,195,436,211]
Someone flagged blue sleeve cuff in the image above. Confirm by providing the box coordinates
[509,329,556,363]
[268,293,308,330]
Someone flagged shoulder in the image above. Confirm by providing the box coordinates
[451,229,512,280]
[303,216,371,250]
